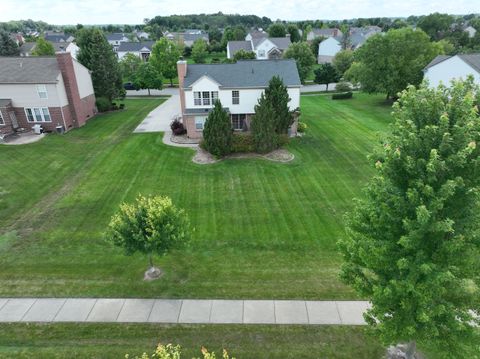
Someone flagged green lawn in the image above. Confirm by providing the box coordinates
[0,323,384,358]
[0,94,392,299]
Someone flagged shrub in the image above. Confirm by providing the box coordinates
[119,104,125,110]
[231,133,254,153]
[297,121,307,133]
[112,104,119,111]
[335,81,352,92]
[96,97,111,112]
[332,92,353,100]
[277,134,290,147]
[170,119,186,135]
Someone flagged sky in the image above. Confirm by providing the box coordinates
[0,0,478,25]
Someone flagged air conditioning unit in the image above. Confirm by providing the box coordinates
[32,124,43,134]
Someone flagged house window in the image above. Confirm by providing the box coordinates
[195,116,206,130]
[0,111,4,125]
[202,91,210,105]
[194,92,202,106]
[211,91,219,103]
[36,85,48,99]
[232,91,240,105]
[25,107,51,122]
[231,114,246,131]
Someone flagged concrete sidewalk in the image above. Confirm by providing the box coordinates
[0,298,369,325]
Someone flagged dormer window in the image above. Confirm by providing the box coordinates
[202,91,210,105]
[36,85,48,99]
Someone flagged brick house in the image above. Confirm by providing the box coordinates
[0,53,96,138]
[177,59,301,139]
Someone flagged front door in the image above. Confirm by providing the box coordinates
[9,112,18,129]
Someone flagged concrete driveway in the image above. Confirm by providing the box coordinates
[133,91,180,133]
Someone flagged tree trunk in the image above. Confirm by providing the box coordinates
[386,92,390,100]
[148,88,151,96]
[170,78,173,87]
[149,253,154,268]
[326,83,329,92]
[405,341,416,359]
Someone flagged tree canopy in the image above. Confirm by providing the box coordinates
[119,53,142,81]
[332,49,354,77]
[31,37,55,56]
[233,49,256,61]
[350,27,442,99]
[283,42,316,84]
[268,23,287,37]
[77,28,123,102]
[150,37,181,87]
[0,30,19,56]
[314,63,340,91]
[133,62,163,96]
[191,38,208,63]
[339,79,480,358]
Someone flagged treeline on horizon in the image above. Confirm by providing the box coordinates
[1,11,479,34]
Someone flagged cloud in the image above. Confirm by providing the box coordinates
[0,0,478,24]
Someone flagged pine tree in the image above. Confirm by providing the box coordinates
[339,79,480,358]
[251,93,278,153]
[77,28,123,102]
[202,100,233,157]
[264,76,293,134]
[0,30,20,56]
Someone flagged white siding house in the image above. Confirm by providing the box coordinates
[317,37,342,63]
[423,54,480,88]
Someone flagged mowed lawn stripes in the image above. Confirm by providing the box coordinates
[0,94,392,299]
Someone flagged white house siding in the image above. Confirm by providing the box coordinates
[184,76,300,113]
[318,37,341,58]
[255,39,276,60]
[72,59,95,99]
[0,76,68,108]
[424,56,480,88]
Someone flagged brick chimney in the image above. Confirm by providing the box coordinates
[56,52,85,128]
[177,60,187,117]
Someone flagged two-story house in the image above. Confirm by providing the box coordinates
[0,53,96,138]
[177,59,301,139]
[227,36,291,60]
[106,33,129,51]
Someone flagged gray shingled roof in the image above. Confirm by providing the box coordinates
[117,41,155,52]
[424,55,451,70]
[106,33,126,41]
[183,59,301,88]
[267,37,291,50]
[350,33,367,48]
[227,41,253,57]
[19,42,36,55]
[247,30,267,39]
[312,28,342,37]
[424,54,480,73]
[0,57,60,84]
[184,33,209,42]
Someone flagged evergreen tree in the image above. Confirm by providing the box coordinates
[251,93,278,153]
[202,100,233,157]
[77,28,123,102]
[339,79,480,358]
[150,37,181,87]
[0,30,20,56]
[264,76,292,134]
[31,37,55,56]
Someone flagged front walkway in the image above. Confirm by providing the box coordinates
[0,298,369,325]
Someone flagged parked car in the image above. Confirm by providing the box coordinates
[123,82,137,90]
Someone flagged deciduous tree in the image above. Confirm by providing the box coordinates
[119,53,142,81]
[133,62,163,96]
[150,37,181,87]
[268,23,286,38]
[283,42,316,83]
[314,63,340,91]
[191,38,208,63]
[31,37,55,56]
[0,30,19,56]
[332,49,354,77]
[233,49,256,61]
[339,79,480,359]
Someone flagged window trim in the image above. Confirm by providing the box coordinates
[232,90,240,105]
[24,107,52,123]
[36,84,48,99]
[231,113,246,131]
[195,116,206,131]
[202,91,211,106]
[193,91,219,106]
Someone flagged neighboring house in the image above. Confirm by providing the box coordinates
[10,33,25,46]
[245,29,267,41]
[183,30,209,47]
[117,41,155,61]
[18,42,80,59]
[423,54,480,88]
[227,36,291,60]
[350,25,382,38]
[106,33,129,50]
[177,59,301,139]
[134,30,150,40]
[44,31,74,43]
[307,28,343,41]
[464,25,477,38]
[0,53,96,138]
[317,37,342,63]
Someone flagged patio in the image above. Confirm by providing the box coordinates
[1,132,45,145]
